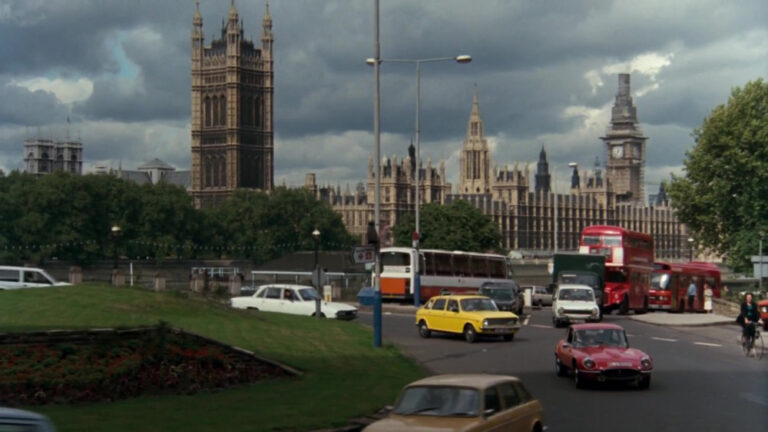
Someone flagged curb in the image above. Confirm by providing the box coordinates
[310,407,391,432]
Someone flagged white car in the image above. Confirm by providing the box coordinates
[230,284,358,320]
[552,283,601,327]
[0,407,56,431]
[0,266,71,290]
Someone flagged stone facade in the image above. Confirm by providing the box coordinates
[311,74,690,258]
[189,0,274,208]
[23,134,82,176]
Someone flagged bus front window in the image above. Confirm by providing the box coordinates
[651,273,669,290]
[582,235,601,246]
[382,252,411,268]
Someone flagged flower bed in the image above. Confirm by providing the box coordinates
[0,324,295,405]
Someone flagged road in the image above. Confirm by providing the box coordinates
[359,308,768,431]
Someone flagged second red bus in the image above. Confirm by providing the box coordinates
[650,261,721,312]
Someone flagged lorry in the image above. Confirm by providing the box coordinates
[551,253,606,317]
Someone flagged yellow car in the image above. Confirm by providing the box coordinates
[416,294,521,343]
[363,374,546,432]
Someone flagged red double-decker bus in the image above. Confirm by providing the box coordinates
[650,261,721,312]
[579,225,653,314]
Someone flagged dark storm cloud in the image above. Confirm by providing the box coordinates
[0,82,69,126]
[0,0,766,184]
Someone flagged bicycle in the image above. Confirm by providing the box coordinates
[741,323,764,360]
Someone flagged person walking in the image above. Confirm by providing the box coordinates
[687,280,697,311]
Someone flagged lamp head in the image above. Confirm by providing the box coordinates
[312,229,321,239]
[365,58,376,66]
[455,55,472,64]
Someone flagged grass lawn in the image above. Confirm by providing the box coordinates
[0,284,424,431]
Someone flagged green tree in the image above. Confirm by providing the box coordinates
[207,187,355,263]
[392,200,502,252]
[668,79,768,271]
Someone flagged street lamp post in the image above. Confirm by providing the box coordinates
[111,225,121,270]
[312,228,321,319]
[553,162,578,253]
[687,237,694,262]
[366,54,471,307]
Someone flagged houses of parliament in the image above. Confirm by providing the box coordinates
[306,74,690,259]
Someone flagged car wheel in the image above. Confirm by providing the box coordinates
[619,296,630,315]
[463,324,477,343]
[573,365,586,389]
[418,320,431,338]
[555,356,567,377]
[311,312,326,318]
[552,317,560,328]
[537,299,543,308]
[638,375,651,390]
[246,307,259,311]
[635,297,649,315]
[503,334,514,342]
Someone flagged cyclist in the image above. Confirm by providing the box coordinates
[738,292,761,349]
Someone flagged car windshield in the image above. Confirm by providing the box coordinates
[558,288,594,302]
[573,329,628,348]
[460,298,498,311]
[393,386,480,417]
[480,288,515,300]
[298,288,320,301]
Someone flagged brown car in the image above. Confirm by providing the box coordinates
[363,374,546,432]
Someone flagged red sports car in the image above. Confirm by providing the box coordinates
[554,323,653,389]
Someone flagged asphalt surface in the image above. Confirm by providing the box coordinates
[358,308,768,432]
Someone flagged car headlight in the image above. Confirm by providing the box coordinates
[582,358,596,369]
[557,307,564,315]
[591,308,599,316]
[483,319,489,328]
[640,357,652,370]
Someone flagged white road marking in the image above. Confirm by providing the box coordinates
[693,342,722,347]
[530,324,552,329]
[523,316,531,326]
[384,312,392,315]
[740,392,768,407]
[651,337,677,342]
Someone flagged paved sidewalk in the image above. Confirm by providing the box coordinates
[629,312,735,327]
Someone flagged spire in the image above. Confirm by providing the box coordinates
[539,145,547,162]
[470,83,480,119]
[193,0,202,26]
[610,73,639,127]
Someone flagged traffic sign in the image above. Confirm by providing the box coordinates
[352,245,376,264]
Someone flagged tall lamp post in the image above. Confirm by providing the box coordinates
[366,54,471,307]
[553,162,578,253]
[371,0,382,348]
[687,237,694,262]
[111,225,121,270]
[312,228,321,319]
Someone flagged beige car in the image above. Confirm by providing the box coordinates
[363,374,545,432]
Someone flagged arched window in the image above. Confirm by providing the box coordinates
[205,156,213,187]
[254,96,262,127]
[219,95,227,127]
[212,157,220,187]
[219,157,227,187]
[212,96,219,126]
[205,96,212,127]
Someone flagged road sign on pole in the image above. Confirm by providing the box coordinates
[352,245,376,264]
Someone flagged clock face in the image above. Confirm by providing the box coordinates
[612,146,623,158]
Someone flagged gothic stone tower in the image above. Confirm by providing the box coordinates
[601,73,647,204]
[190,0,274,208]
[459,86,491,194]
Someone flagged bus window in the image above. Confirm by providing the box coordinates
[453,254,471,277]
[603,236,622,246]
[582,235,601,245]
[382,251,410,267]
[651,273,669,289]
[606,269,627,283]
[471,256,489,278]
[424,253,436,276]
[488,257,507,279]
[435,253,453,276]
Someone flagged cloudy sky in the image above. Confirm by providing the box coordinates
[1,0,766,196]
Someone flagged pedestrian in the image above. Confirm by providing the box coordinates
[687,280,697,311]
[738,292,761,344]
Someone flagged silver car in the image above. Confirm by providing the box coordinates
[526,285,554,307]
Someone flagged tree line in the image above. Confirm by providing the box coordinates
[0,172,356,265]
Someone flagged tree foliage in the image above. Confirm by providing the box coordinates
[392,200,502,252]
[668,79,768,271]
[0,173,355,265]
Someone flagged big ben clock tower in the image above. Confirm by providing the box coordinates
[602,73,647,204]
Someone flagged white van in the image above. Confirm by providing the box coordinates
[0,266,71,290]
